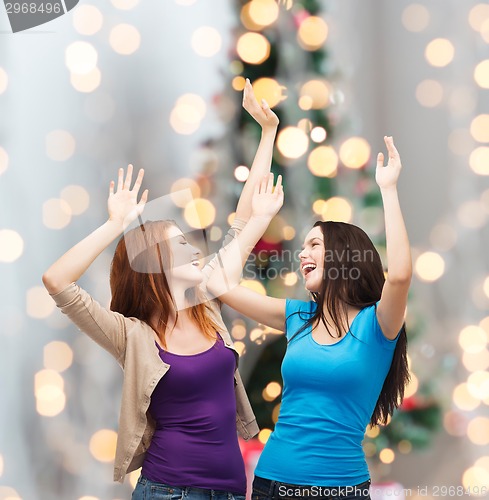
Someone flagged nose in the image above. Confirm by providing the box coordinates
[299,248,307,260]
[191,245,202,258]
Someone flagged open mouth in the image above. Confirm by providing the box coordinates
[302,263,317,276]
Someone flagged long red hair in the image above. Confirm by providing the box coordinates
[109,220,220,348]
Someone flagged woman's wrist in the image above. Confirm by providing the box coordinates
[105,217,126,235]
[380,185,399,195]
[249,214,274,226]
[260,126,278,137]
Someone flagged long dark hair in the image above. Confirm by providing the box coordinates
[109,220,220,349]
[291,221,409,426]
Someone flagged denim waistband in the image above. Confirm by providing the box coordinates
[253,475,371,499]
[138,475,244,498]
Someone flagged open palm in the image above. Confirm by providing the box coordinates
[376,136,402,189]
[252,173,284,219]
[243,78,279,130]
[108,165,148,227]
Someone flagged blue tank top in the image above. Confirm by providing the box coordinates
[254,299,399,486]
[142,333,246,494]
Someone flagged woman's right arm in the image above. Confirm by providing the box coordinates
[42,166,148,362]
[42,220,125,294]
[42,166,147,293]
[206,174,286,331]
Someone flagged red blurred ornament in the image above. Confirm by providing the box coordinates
[293,9,309,29]
[399,396,419,411]
[253,238,283,254]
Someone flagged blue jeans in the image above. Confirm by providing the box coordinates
[252,476,371,500]
[132,475,246,500]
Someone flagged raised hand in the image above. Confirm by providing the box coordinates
[108,165,149,227]
[243,78,279,130]
[252,173,284,219]
[376,136,402,190]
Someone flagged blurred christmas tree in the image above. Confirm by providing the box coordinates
[220,0,442,467]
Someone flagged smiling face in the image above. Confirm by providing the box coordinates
[299,226,325,292]
[165,225,203,287]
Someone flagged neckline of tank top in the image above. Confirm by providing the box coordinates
[154,332,222,357]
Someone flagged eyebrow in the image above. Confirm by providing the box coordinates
[301,237,323,249]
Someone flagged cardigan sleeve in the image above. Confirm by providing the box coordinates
[50,282,135,365]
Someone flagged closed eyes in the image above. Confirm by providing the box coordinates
[302,239,322,250]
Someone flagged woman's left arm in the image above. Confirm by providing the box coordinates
[376,136,412,340]
[234,79,279,222]
[200,81,278,290]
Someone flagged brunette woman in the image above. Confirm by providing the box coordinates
[207,136,411,500]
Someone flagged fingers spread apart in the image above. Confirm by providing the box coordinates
[113,165,145,193]
[257,173,283,195]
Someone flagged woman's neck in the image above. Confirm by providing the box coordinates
[150,285,201,335]
[171,284,196,312]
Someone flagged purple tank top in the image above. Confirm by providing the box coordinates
[141,333,247,495]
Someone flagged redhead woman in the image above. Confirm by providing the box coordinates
[207,136,411,500]
[42,80,278,499]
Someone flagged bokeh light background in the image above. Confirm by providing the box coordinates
[1,0,489,498]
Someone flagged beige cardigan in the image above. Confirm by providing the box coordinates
[49,219,259,483]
